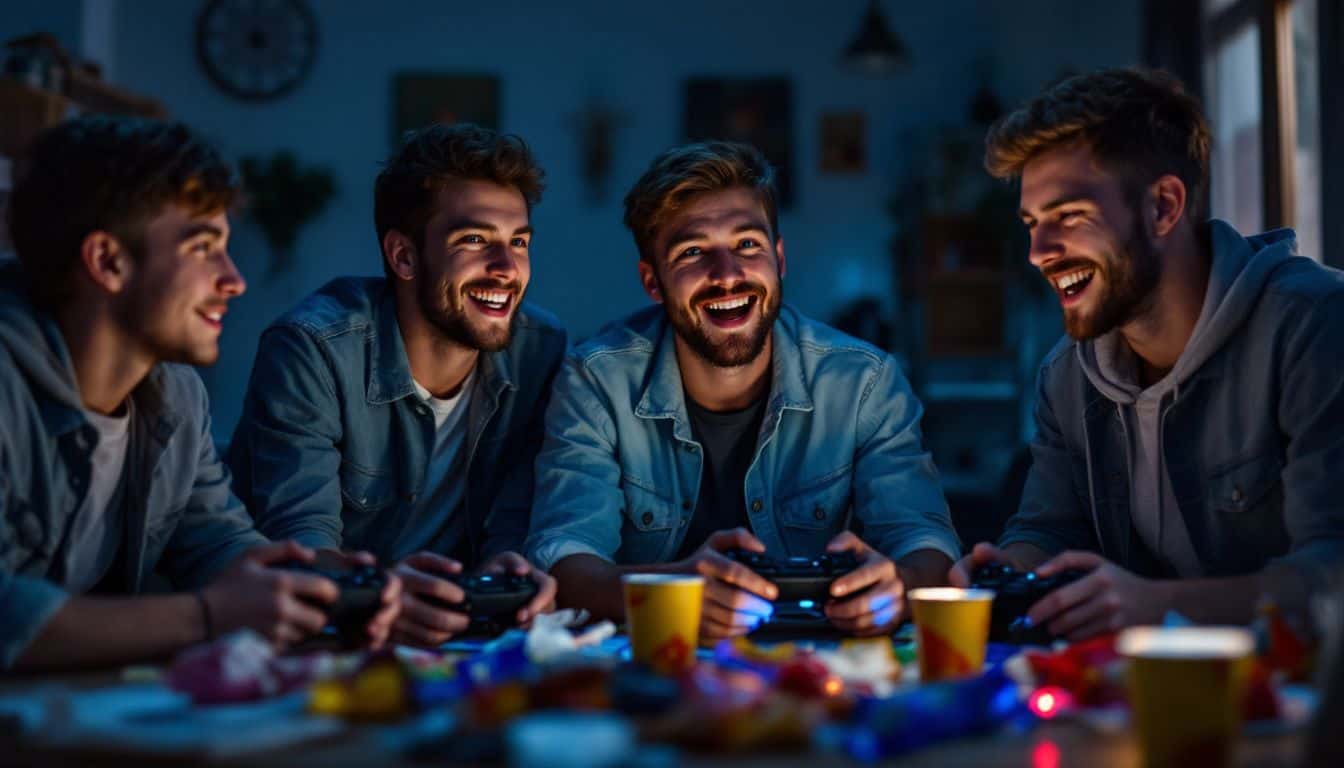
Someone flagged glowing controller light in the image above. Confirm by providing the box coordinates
[798,600,816,609]
[1028,686,1073,719]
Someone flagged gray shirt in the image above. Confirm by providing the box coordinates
[61,401,132,592]
[412,369,474,560]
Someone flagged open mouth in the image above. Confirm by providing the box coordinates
[1051,268,1096,306]
[466,287,515,318]
[196,308,225,330]
[700,294,758,328]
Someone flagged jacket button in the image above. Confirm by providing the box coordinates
[751,499,763,512]
[1231,486,1244,504]
[679,518,687,528]
[813,506,826,521]
[681,500,692,510]
[641,511,654,525]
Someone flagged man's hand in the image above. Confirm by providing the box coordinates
[201,541,336,649]
[822,532,905,636]
[391,552,471,648]
[1027,551,1168,641]
[678,528,778,643]
[479,551,558,626]
[947,541,1052,587]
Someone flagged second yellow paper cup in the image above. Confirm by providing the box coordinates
[622,574,705,675]
[909,587,995,682]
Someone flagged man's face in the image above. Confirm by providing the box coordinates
[1018,143,1161,340]
[414,179,531,352]
[116,205,245,366]
[639,187,784,367]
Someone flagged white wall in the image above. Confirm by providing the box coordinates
[61,0,1137,439]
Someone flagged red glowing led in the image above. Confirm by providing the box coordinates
[1028,686,1073,719]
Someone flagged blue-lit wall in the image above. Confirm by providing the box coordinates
[4,1,1140,440]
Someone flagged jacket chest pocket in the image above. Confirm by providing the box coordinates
[339,462,399,513]
[5,502,55,572]
[1204,452,1286,568]
[619,479,680,564]
[778,471,852,556]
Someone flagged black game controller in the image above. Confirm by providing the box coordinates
[724,549,862,637]
[423,574,539,633]
[277,563,386,645]
[971,563,1087,645]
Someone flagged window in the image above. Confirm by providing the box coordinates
[1204,0,1324,261]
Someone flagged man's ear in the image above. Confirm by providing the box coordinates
[1148,174,1187,238]
[79,231,131,294]
[383,230,417,281]
[775,236,786,279]
[637,258,663,304]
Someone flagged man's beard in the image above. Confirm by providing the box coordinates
[417,271,521,352]
[660,274,781,368]
[1061,215,1162,341]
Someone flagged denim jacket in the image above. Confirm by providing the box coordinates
[525,304,960,570]
[227,277,566,565]
[0,264,267,669]
[1004,222,1344,585]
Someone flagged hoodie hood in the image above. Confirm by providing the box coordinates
[0,261,85,412]
[1079,220,1300,403]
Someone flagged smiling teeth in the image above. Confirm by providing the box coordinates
[203,311,223,321]
[1053,270,1095,291]
[468,289,510,306]
[705,296,751,311]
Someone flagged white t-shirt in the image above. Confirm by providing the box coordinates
[411,369,475,555]
[63,400,133,592]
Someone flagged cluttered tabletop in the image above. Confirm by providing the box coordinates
[0,606,1315,768]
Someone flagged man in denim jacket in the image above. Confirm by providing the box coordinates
[525,142,960,641]
[228,124,563,647]
[949,69,1344,640]
[1,117,397,670]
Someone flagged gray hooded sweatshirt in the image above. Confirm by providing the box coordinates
[1003,220,1344,586]
[0,263,266,669]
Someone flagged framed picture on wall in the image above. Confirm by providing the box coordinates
[684,76,794,206]
[391,73,499,147]
[819,111,866,174]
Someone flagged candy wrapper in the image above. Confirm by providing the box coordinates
[167,630,335,705]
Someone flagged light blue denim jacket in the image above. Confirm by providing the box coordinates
[1004,222,1344,586]
[525,304,960,570]
[227,278,567,565]
[0,264,267,669]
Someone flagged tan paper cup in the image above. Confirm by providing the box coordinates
[1117,626,1255,768]
[908,587,995,682]
[622,574,704,675]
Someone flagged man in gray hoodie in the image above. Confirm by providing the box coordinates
[0,117,398,670]
[949,68,1344,641]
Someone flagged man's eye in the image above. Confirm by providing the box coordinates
[1059,211,1084,225]
[738,238,760,249]
[510,237,529,248]
[679,246,702,259]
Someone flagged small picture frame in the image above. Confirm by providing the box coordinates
[819,111,866,174]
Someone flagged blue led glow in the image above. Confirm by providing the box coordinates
[798,600,815,609]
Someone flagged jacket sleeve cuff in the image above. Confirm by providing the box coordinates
[528,538,610,573]
[0,576,70,670]
[996,530,1067,557]
[885,533,961,565]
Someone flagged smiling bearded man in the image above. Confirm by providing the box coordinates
[949,68,1344,643]
[228,124,564,647]
[525,141,961,642]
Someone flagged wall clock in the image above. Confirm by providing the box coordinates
[195,0,318,101]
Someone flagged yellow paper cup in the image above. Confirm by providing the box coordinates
[1117,627,1255,768]
[908,587,995,682]
[622,574,705,675]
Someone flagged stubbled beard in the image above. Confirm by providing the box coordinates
[659,274,782,368]
[417,271,520,352]
[1061,214,1161,341]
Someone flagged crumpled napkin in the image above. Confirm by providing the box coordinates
[523,610,617,664]
[167,630,336,704]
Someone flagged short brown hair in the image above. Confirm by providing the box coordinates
[374,123,544,266]
[9,116,237,308]
[623,141,779,261]
[985,68,1210,219]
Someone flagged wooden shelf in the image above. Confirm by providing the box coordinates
[0,77,166,158]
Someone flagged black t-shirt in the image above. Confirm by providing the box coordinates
[675,395,767,559]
